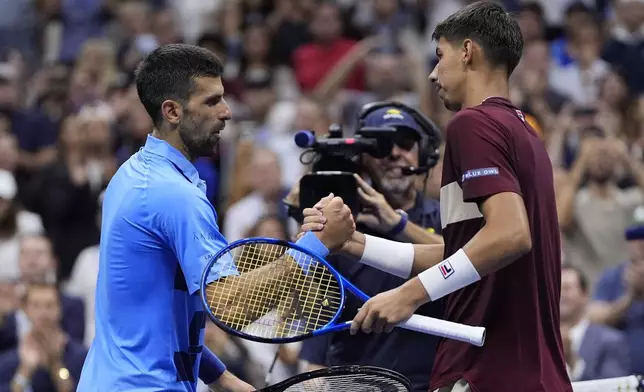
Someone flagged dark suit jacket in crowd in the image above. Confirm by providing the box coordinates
[577,323,630,382]
[0,294,85,352]
[0,339,87,392]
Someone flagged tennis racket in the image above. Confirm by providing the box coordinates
[200,237,486,346]
[255,365,412,392]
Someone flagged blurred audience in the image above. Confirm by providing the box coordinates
[0,235,85,352]
[589,208,644,376]
[560,264,630,381]
[0,283,87,392]
[0,0,640,386]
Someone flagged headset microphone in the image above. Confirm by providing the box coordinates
[400,166,428,176]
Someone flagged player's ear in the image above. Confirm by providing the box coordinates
[462,38,474,66]
[161,100,183,125]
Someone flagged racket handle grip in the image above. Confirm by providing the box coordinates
[399,315,486,347]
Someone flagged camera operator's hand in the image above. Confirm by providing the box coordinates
[353,174,401,233]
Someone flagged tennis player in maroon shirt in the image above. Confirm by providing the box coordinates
[299,2,572,391]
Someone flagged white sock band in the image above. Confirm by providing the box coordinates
[418,249,481,301]
[358,234,415,279]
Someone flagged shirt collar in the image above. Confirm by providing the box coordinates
[142,134,202,186]
[569,318,590,353]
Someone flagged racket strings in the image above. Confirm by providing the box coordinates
[281,374,410,392]
[205,242,342,339]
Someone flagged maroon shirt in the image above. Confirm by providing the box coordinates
[431,97,572,392]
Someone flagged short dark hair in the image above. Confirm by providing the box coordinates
[562,263,588,294]
[135,44,224,126]
[432,1,523,76]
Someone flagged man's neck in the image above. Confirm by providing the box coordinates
[461,70,510,110]
[387,188,417,211]
[152,128,192,161]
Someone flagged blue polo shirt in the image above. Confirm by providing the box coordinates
[298,194,443,392]
[593,262,644,375]
[77,135,237,392]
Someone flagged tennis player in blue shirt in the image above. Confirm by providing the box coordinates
[77,44,354,391]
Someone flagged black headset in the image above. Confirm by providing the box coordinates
[357,100,442,175]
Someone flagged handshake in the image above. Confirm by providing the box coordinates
[297,194,357,252]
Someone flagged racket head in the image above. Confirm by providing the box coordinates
[200,237,347,343]
[258,365,412,392]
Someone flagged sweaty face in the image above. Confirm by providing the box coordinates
[178,76,231,158]
[430,38,467,112]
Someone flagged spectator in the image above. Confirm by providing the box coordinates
[0,283,87,392]
[589,208,644,376]
[560,264,630,381]
[64,191,103,347]
[557,132,644,283]
[224,148,291,242]
[0,235,85,352]
[603,0,644,94]
[292,1,365,92]
[0,170,43,281]
[0,62,58,184]
[516,2,546,44]
[22,114,108,280]
[550,16,610,105]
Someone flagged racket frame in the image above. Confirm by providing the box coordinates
[199,237,350,344]
[200,237,485,346]
[257,365,412,392]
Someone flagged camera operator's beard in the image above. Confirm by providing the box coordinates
[379,176,414,196]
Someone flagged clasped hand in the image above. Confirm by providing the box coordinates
[298,194,426,335]
[304,193,356,251]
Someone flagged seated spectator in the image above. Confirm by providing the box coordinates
[0,170,43,281]
[0,279,19,339]
[557,132,644,284]
[224,148,292,242]
[65,191,103,347]
[0,283,87,392]
[22,115,106,281]
[292,1,365,92]
[0,235,84,352]
[560,264,630,381]
[589,210,644,376]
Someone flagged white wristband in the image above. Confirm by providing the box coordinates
[418,249,481,301]
[358,234,415,279]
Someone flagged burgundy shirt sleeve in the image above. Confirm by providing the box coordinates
[447,109,521,203]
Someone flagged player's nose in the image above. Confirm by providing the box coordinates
[218,99,232,120]
[428,68,438,83]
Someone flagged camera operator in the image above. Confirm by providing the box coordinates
[296,103,443,392]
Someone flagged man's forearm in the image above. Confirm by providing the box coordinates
[394,221,444,245]
[460,222,532,278]
[342,232,444,277]
[588,295,634,327]
[205,254,301,328]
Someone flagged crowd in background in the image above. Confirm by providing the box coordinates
[0,0,642,390]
